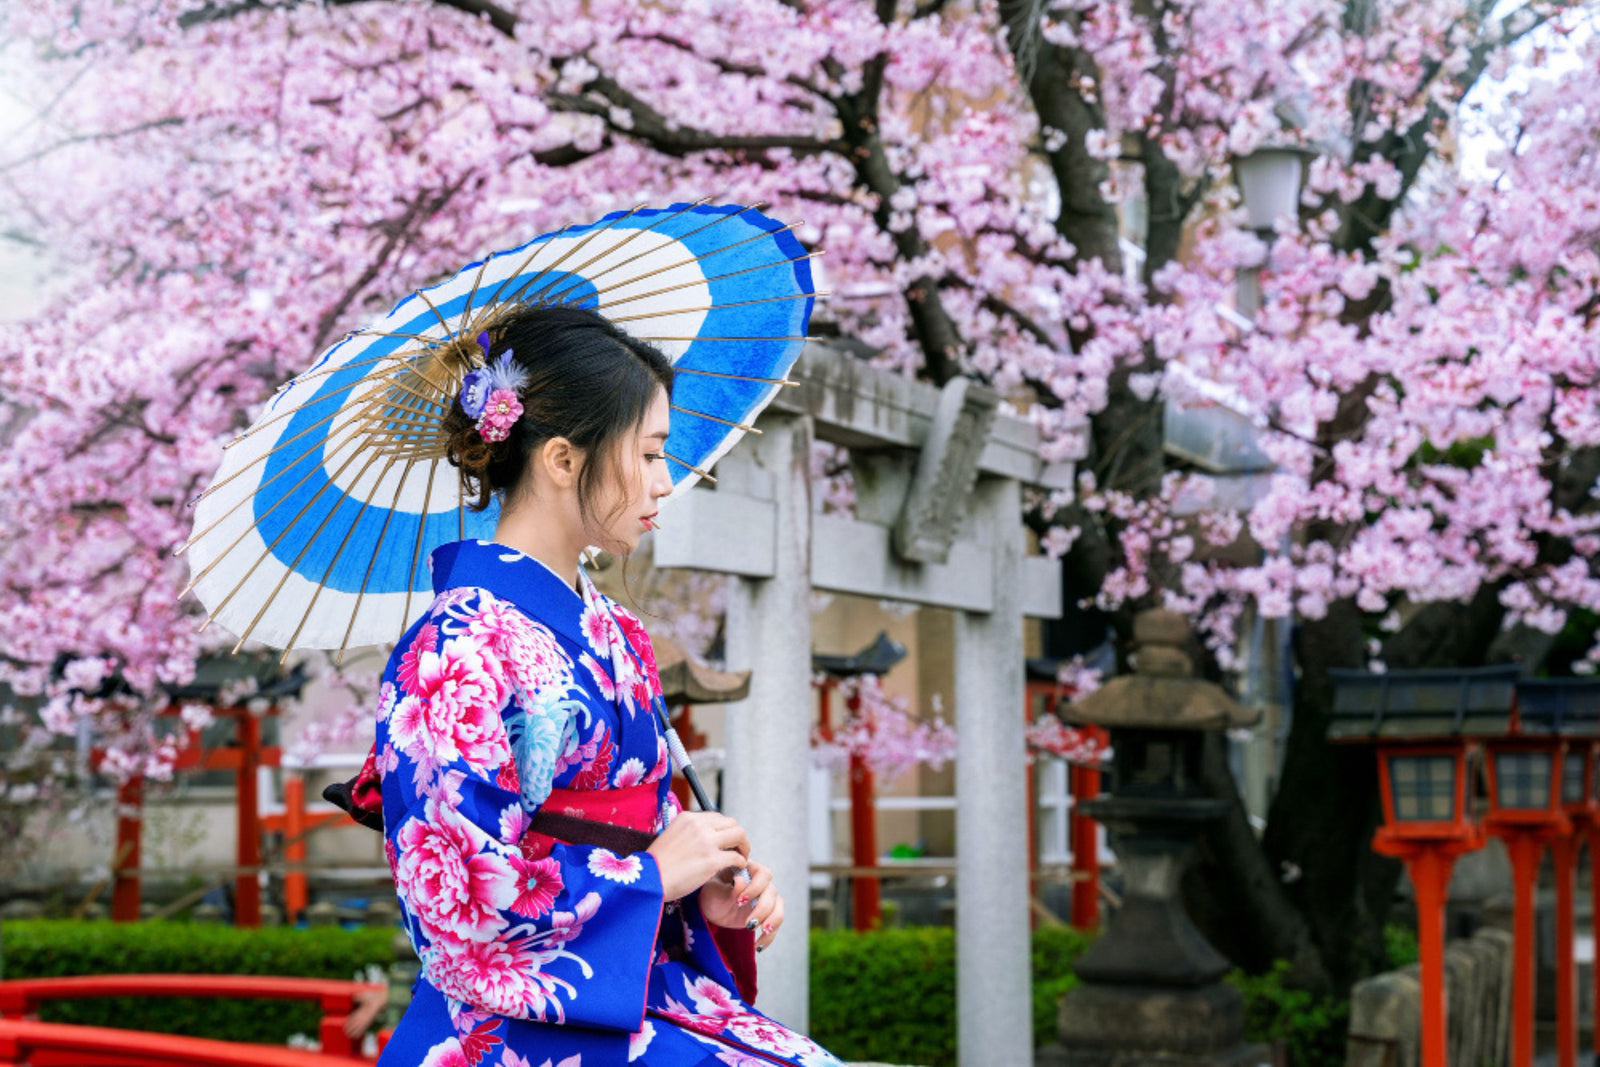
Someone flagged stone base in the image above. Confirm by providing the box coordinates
[1055,980,1269,1065]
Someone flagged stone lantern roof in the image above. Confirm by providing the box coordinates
[653,635,752,705]
[1062,609,1258,731]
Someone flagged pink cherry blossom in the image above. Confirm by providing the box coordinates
[1,0,1596,795]
[812,674,957,783]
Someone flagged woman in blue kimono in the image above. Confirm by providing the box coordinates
[369,305,844,1066]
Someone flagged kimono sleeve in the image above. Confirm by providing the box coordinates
[378,602,665,1031]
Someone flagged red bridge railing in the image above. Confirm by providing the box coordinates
[0,1018,375,1067]
[0,974,385,1064]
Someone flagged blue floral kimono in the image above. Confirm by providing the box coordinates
[375,539,841,1067]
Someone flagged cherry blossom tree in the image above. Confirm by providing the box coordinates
[3,0,1598,994]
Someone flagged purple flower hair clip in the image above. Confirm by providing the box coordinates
[459,331,531,443]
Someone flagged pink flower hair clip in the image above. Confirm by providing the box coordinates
[458,332,531,443]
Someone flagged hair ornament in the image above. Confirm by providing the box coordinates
[458,332,531,442]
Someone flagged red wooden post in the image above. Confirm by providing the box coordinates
[111,775,143,923]
[845,687,881,931]
[1495,826,1558,1067]
[1590,824,1600,1063]
[1370,834,1480,1067]
[1068,726,1105,930]
[1550,830,1579,1067]
[1483,734,1571,1067]
[235,710,262,928]
[282,773,308,926]
[1484,812,1567,1067]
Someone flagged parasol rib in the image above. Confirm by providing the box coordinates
[608,290,826,324]
[597,253,823,312]
[338,459,420,665]
[533,202,769,309]
[232,443,394,653]
[280,451,405,660]
[503,200,709,311]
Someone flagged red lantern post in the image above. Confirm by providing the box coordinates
[1589,744,1600,1064]
[1548,741,1591,1067]
[1369,741,1484,1067]
[1514,677,1600,1067]
[1328,664,1519,1067]
[1483,735,1570,1067]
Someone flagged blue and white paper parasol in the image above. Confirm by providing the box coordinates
[182,202,819,657]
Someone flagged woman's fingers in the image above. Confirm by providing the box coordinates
[736,862,773,906]
[712,824,752,860]
[755,892,785,951]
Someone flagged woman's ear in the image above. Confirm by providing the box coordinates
[539,436,582,489]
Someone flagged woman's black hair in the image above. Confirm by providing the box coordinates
[442,304,674,521]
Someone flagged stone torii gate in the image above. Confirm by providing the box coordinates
[655,341,1078,1066]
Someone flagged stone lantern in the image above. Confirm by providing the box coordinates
[1052,609,1267,1066]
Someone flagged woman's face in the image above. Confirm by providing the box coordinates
[587,385,673,556]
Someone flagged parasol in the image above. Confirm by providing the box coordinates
[180,201,820,660]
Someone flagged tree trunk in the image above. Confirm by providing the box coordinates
[1183,730,1327,985]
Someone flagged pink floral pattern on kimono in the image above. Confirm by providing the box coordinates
[375,539,841,1067]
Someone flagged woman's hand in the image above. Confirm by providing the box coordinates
[646,810,750,901]
[699,859,785,951]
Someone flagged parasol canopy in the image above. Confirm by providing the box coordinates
[181,202,819,658]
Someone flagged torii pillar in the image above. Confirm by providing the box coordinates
[955,474,1031,1065]
[722,410,816,1029]
[657,342,1076,1055]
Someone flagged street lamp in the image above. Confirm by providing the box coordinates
[1328,664,1518,1067]
[1481,683,1575,1067]
[1512,678,1600,1067]
[1231,142,1317,320]
[1233,144,1317,235]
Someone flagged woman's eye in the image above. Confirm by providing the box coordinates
[645,452,666,462]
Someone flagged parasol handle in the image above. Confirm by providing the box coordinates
[654,701,751,885]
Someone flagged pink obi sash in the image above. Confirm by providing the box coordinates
[518,783,660,860]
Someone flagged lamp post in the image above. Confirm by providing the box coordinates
[1327,664,1517,1067]
[1231,142,1316,318]
[1054,610,1266,1065]
[1483,731,1569,1067]
[1515,678,1600,1067]
[1233,145,1316,235]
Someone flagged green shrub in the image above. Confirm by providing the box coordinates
[807,923,1093,1067]
[810,926,957,1066]
[1384,922,1420,969]
[0,920,395,1045]
[1227,960,1350,1067]
[1029,925,1090,1048]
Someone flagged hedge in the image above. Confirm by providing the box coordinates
[0,919,1359,1065]
[808,924,1091,1066]
[0,920,395,1045]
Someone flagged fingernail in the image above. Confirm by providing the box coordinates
[762,922,774,935]
[746,919,759,931]
[756,944,765,953]
[737,896,748,906]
